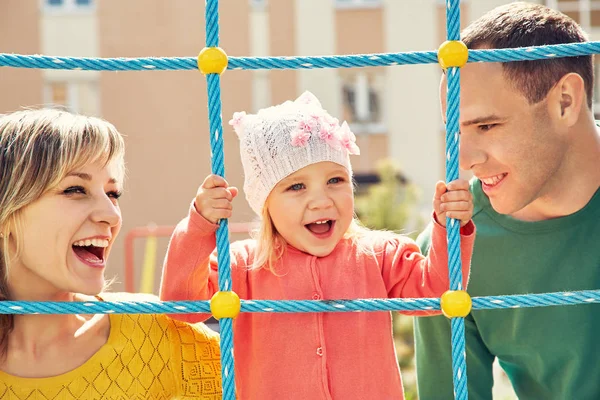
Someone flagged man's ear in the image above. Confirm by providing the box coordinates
[549,72,586,127]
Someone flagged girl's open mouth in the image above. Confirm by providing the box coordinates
[305,220,335,239]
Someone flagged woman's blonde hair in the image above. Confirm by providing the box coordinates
[0,108,125,358]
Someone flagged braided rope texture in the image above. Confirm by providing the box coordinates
[203,1,236,398]
[2,42,600,71]
[1,290,598,314]
[444,0,467,397]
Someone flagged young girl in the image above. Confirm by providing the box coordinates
[0,109,222,399]
[160,91,475,400]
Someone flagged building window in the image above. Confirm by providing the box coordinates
[341,73,385,134]
[43,0,94,13]
[335,0,382,9]
[44,80,100,116]
[250,0,267,9]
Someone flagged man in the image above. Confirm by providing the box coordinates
[415,2,600,399]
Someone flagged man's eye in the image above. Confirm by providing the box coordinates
[479,124,496,132]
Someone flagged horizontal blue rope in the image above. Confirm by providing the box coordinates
[0,298,438,315]
[0,300,211,315]
[2,42,600,72]
[0,289,598,314]
[241,298,440,313]
[472,290,600,310]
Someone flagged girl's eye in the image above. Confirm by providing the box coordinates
[107,191,122,200]
[328,177,344,184]
[287,183,305,191]
[63,186,86,195]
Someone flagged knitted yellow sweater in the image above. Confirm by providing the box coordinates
[0,313,222,399]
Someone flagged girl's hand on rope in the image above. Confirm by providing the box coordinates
[433,179,473,227]
[194,174,239,225]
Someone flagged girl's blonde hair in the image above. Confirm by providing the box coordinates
[0,108,125,358]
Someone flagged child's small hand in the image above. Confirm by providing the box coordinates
[433,179,473,227]
[194,175,239,224]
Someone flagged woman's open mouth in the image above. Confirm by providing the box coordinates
[72,238,108,268]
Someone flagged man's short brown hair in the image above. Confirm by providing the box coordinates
[462,2,594,108]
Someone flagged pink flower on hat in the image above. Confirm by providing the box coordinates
[298,120,313,134]
[229,111,246,128]
[291,128,311,147]
[323,115,340,138]
[309,113,321,127]
[338,121,360,155]
[319,125,340,149]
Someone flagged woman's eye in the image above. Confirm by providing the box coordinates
[63,186,86,195]
[107,190,122,200]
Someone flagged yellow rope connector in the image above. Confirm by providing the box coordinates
[437,40,469,69]
[210,291,241,319]
[197,47,228,75]
[441,290,472,318]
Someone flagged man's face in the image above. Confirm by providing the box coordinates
[440,62,567,216]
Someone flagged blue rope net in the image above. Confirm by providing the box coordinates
[2,0,600,398]
[3,42,600,71]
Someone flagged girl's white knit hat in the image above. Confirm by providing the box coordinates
[229,91,360,215]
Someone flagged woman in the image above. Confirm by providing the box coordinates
[0,109,222,399]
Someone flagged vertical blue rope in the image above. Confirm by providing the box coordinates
[205,0,236,399]
[445,67,462,291]
[450,317,468,399]
[445,0,468,399]
[206,0,220,47]
[206,74,233,293]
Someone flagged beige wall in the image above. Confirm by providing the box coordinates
[335,6,389,175]
[269,0,297,105]
[97,0,253,291]
[0,0,42,112]
[353,133,388,172]
[336,8,384,55]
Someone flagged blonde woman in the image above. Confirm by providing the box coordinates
[0,109,222,399]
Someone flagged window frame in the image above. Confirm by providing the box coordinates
[334,0,382,10]
[41,0,95,15]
